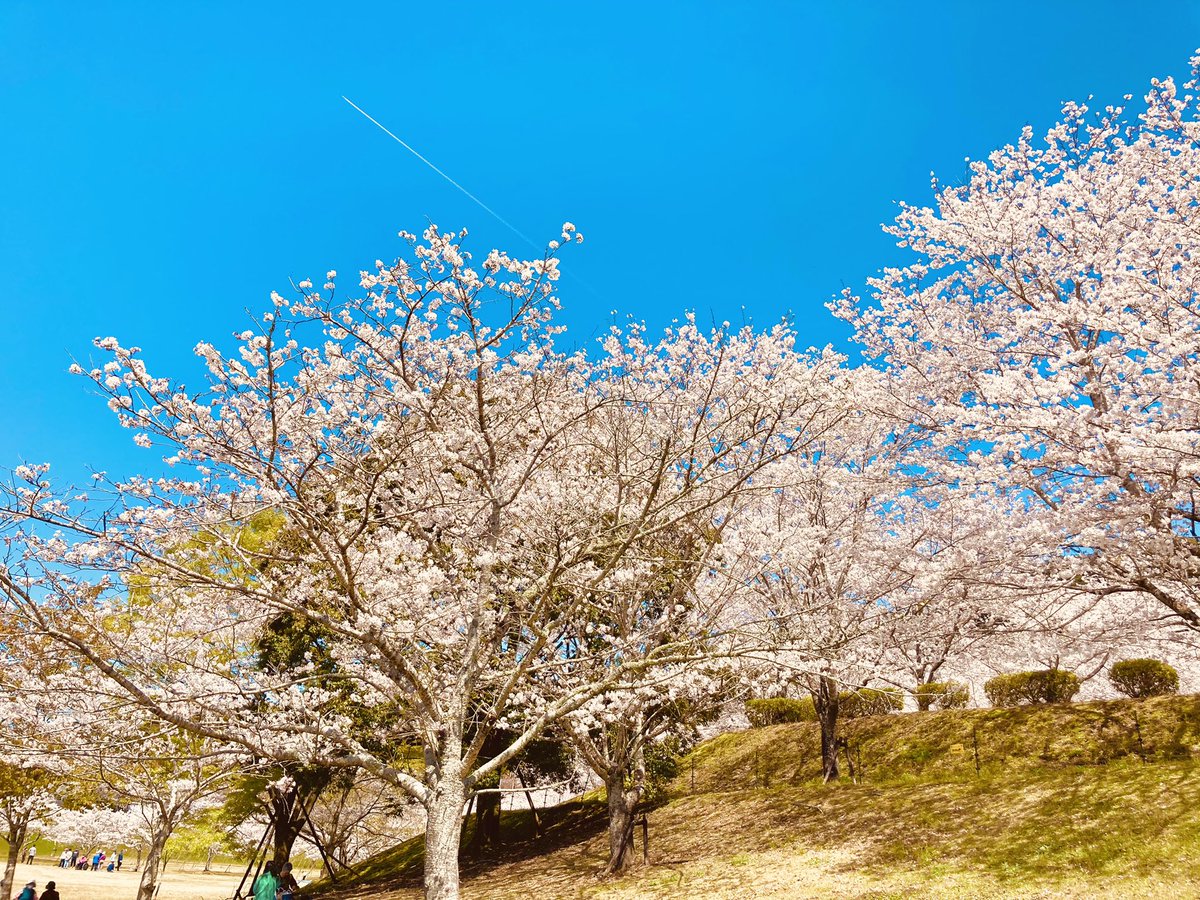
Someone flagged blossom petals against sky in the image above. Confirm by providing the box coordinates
[1,1,1197,478]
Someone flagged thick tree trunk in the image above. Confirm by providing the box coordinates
[603,773,640,874]
[266,769,333,870]
[1,824,26,900]
[136,829,170,900]
[269,790,306,869]
[814,676,840,783]
[423,767,466,900]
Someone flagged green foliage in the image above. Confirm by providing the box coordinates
[642,737,686,805]
[475,725,575,788]
[984,669,1081,707]
[513,736,576,785]
[164,814,226,860]
[0,762,58,844]
[1110,659,1179,699]
[747,689,904,726]
[840,687,904,719]
[745,697,817,726]
[914,681,970,711]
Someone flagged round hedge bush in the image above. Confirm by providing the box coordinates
[840,687,904,718]
[914,680,970,711]
[984,669,1080,707]
[1109,658,1178,699]
[746,688,904,727]
[745,697,816,726]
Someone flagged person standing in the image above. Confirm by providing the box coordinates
[91,850,101,871]
[57,849,69,869]
[68,849,78,869]
[116,850,123,871]
[40,880,60,900]
[25,845,36,865]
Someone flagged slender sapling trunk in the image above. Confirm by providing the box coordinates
[814,675,840,783]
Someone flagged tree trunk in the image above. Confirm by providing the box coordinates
[269,789,307,870]
[136,827,170,900]
[422,762,466,900]
[814,676,840,783]
[603,773,640,874]
[266,768,334,870]
[916,683,933,712]
[1,824,26,900]
[468,792,501,856]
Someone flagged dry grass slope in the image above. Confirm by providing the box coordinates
[307,694,1200,899]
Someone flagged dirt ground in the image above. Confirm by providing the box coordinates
[9,861,251,900]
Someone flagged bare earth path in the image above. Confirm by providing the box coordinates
[10,862,246,900]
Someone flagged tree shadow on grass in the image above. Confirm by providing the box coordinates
[310,797,611,898]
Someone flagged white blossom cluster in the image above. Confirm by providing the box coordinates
[4,58,1200,894]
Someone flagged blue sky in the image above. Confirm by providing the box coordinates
[2,1,1198,480]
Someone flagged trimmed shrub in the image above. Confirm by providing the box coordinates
[1110,658,1179,699]
[642,736,686,803]
[840,687,904,718]
[914,680,970,711]
[747,688,904,726]
[745,697,816,726]
[984,669,1081,707]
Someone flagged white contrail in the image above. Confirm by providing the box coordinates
[342,95,539,250]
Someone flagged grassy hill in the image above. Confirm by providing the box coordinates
[307,694,1200,898]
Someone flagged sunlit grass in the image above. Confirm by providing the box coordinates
[307,693,1200,899]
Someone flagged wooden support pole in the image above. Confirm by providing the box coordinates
[515,770,543,836]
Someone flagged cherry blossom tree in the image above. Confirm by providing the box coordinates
[301,769,420,870]
[729,370,921,780]
[46,806,140,866]
[0,225,846,899]
[0,619,68,898]
[88,733,239,900]
[874,488,1059,705]
[0,764,56,900]
[833,57,1200,635]
[561,658,730,872]
[535,314,848,870]
[0,659,244,900]
[728,366,1039,778]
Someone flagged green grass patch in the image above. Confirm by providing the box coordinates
[307,693,1200,899]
